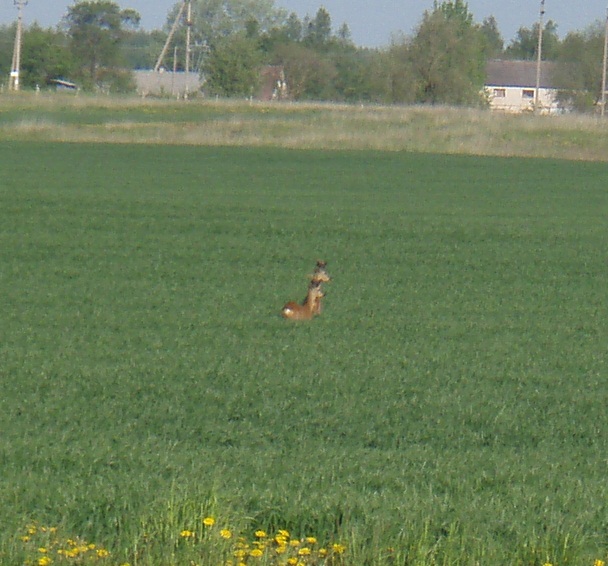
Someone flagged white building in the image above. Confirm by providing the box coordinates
[133,70,202,98]
[485,60,562,114]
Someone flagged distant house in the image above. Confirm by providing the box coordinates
[485,60,564,114]
[134,70,202,98]
[258,66,287,101]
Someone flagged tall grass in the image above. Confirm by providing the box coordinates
[1,93,608,160]
[0,141,607,564]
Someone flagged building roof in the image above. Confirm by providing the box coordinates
[485,60,560,89]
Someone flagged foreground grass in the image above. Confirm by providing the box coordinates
[0,141,607,564]
[2,93,608,160]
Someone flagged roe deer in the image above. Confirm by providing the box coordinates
[281,279,325,320]
[310,260,330,315]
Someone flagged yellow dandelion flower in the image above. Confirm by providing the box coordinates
[289,539,300,547]
[38,548,48,554]
[543,563,553,566]
[254,530,267,538]
[332,543,346,554]
[594,561,605,566]
[180,530,195,538]
[27,525,38,536]
[49,528,57,534]
[287,558,298,566]
[202,517,215,527]
[319,548,328,557]
[88,543,96,550]
[96,548,110,558]
[21,536,30,542]
[305,536,317,544]
[277,529,290,538]
[220,529,232,539]
[298,547,311,556]
[37,557,52,566]
[275,545,287,555]
[249,548,263,557]
[234,549,247,559]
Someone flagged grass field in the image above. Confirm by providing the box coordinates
[3,94,608,161]
[0,133,607,565]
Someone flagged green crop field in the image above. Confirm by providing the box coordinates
[0,139,607,565]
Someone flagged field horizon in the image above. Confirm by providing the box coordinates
[2,93,608,162]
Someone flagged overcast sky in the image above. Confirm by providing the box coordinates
[1,0,607,48]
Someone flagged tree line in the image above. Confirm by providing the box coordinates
[0,0,605,111]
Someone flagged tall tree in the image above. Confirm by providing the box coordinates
[64,0,140,88]
[271,42,336,100]
[408,0,486,105]
[0,24,18,76]
[202,32,262,96]
[20,24,74,87]
[505,20,560,60]
[554,21,605,112]
[480,16,503,58]
[384,38,417,104]
[283,12,303,42]
[122,29,168,70]
[304,7,332,47]
[168,0,286,49]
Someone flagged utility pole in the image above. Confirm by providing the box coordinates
[534,0,545,114]
[154,0,187,72]
[154,0,192,75]
[185,0,192,98]
[601,7,608,117]
[9,0,28,91]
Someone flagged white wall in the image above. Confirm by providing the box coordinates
[486,86,561,114]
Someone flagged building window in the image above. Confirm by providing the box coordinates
[522,89,535,99]
[493,88,506,98]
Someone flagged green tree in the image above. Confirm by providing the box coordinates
[383,38,417,104]
[0,24,17,77]
[336,23,352,44]
[283,12,303,42]
[122,29,168,70]
[304,7,332,48]
[480,15,503,58]
[554,21,605,112]
[20,24,74,88]
[408,0,487,105]
[64,0,140,89]
[332,47,378,102]
[505,20,560,60]
[271,42,336,100]
[170,0,286,49]
[202,32,262,96]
